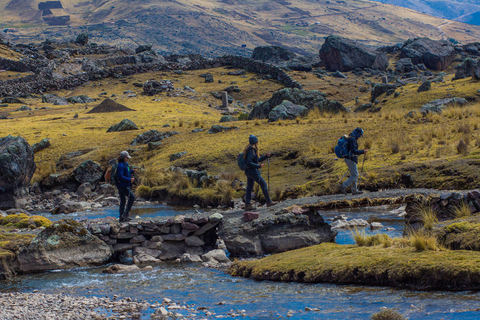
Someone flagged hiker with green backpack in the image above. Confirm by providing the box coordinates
[238,135,278,211]
[116,150,135,222]
[335,127,368,195]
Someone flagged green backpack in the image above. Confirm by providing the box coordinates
[237,153,247,171]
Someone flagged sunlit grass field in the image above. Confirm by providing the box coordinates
[1,66,480,198]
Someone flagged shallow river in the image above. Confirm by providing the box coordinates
[2,205,480,319]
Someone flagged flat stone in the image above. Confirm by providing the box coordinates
[113,243,139,252]
[194,221,219,236]
[151,236,164,242]
[243,212,259,221]
[133,247,162,258]
[209,213,223,222]
[185,235,205,247]
[162,234,186,241]
[130,235,147,244]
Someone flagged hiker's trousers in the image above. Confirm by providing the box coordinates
[342,158,359,192]
[245,173,272,204]
[118,186,135,219]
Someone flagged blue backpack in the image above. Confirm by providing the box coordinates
[237,153,247,170]
[334,135,350,158]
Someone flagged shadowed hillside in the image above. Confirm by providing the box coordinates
[1,0,480,56]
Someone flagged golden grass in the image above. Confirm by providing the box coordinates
[454,201,472,218]
[0,213,52,229]
[1,69,480,198]
[410,203,438,230]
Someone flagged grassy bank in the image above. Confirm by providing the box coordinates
[229,242,480,290]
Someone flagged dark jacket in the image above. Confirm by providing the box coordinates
[116,162,132,188]
[346,137,364,164]
[245,146,268,176]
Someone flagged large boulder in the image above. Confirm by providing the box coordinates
[107,119,139,132]
[16,219,113,273]
[395,58,414,73]
[135,44,153,54]
[71,160,103,185]
[371,83,396,102]
[319,35,388,72]
[400,38,455,71]
[217,208,336,255]
[251,46,296,63]
[207,125,238,134]
[268,100,309,122]
[249,88,347,120]
[420,97,468,114]
[67,95,95,104]
[0,136,36,209]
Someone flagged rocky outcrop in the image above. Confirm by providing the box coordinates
[67,95,95,104]
[107,119,139,132]
[319,35,388,72]
[400,38,455,71]
[251,46,296,63]
[130,130,179,146]
[143,80,174,95]
[395,58,414,73]
[75,33,89,46]
[219,115,238,123]
[218,207,336,256]
[71,160,103,185]
[16,219,112,273]
[0,135,36,209]
[268,100,308,122]
[42,94,68,105]
[371,83,397,102]
[249,88,346,120]
[453,58,478,80]
[419,97,468,114]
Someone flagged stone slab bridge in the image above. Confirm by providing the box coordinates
[85,188,479,262]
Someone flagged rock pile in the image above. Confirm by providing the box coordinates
[143,80,174,95]
[85,213,230,267]
[87,99,134,113]
[130,130,179,146]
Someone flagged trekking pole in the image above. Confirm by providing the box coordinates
[267,157,270,190]
[358,154,366,185]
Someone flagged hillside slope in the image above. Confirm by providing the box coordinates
[1,0,480,56]
[370,0,480,22]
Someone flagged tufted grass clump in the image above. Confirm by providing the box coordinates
[0,213,52,230]
[454,201,472,218]
[411,203,438,230]
[409,230,440,251]
[370,308,405,320]
[353,228,393,247]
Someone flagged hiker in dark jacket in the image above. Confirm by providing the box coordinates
[243,135,278,210]
[340,127,368,195]
[116,150,135,222]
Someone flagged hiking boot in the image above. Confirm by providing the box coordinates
[339,185,347,195]
[245,203,255,211]
[123,216,132,222]
[352,190,364,195]
[266,201,278,207]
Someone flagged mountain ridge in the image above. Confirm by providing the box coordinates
[1,0,480,56]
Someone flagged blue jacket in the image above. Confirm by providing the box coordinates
[116,162,132,188]
[245,146,268,176]
[346,136,364,164]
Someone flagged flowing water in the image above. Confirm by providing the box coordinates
[2,205,480,319]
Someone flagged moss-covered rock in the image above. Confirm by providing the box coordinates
[229,243,480,290]
[16,219,112,274]
[437,220,480,250]
[0,213,51,229]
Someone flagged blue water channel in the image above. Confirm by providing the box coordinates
[2,205,480,319]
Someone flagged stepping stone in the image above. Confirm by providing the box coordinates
[243,211,259,221]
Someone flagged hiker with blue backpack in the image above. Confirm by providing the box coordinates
[336,127,368,195]
[116,150,135,222]
[239,135,278,211]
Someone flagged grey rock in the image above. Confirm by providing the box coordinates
[1,97,24,104]
[17,220,112,273]
[417,81,431,93]
[15,106,32,111]
[143,80,174,96]
[130,130,179,146]
[107,119,139,132]
[201,249,230,263]
[219,115,238,123]
[330,71,346,79]
[0,135,35,209]
[72,160,103,185]
[252,46,296,63]
[371,83,396,103]
[135,44,152,54]
[420,97,468,114]
[42,94,68,105]
[75,33,89,46]
[395,58,414,73]
[32,138,51,153]
[169,151,187,161]
[319,35,388,72]
[354,103,373,113]
[207,125,238,134]
[400,38,455,71]
[268,100,308,122]
[67,95,95,104]
[185,235,205,247]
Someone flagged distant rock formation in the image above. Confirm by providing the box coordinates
[87,99,135,113]
[400,38,455,71]
[251,46,296,63]
[319,35,389,72]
